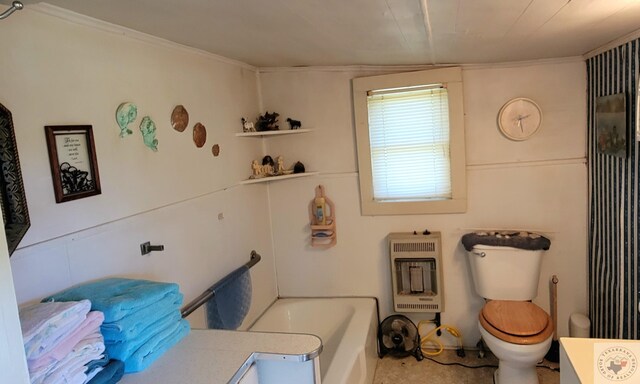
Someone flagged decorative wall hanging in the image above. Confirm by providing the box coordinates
[115,102,138,138]
[193,122,206,148]
[45,125,101,203]
[0,103,30,255]
[171,105,189,132]
[596,93,627,157]
[139,116,159,151]
[212,144,220,157]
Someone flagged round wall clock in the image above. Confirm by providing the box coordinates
[497,98,543,141]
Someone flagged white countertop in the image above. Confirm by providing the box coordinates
[560,337,640,383]
[119,329,323,384]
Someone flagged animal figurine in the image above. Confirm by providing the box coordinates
[256,111,280,131]
[286,118,302,130]
[293,161,305,174]
[241,117,255,132]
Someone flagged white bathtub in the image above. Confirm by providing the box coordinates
[249,298,378,384]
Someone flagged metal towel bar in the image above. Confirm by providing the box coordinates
[180,250,261,318]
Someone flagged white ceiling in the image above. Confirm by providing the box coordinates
[8,0,640,67]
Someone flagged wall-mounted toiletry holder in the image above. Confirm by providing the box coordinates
[309,185,336,248]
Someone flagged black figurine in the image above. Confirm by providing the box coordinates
[256,111,280,132]
[262,155,275,167]
[286,118,302,130]
[293,161,305,173]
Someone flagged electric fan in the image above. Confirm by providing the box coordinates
[378,314,423,361]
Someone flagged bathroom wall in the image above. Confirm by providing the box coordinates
[259,59,588,346]
[586,38,640,340]
[1,6,277,328]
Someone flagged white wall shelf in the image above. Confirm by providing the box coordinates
[235,128,312,137]
[239,172,318,185]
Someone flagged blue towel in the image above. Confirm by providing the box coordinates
[123,319,190,373]
[100,291,183,341]
[104,310,182,361]
[87,359,124,384]
[206,266,252,330]
[43,278,180,322]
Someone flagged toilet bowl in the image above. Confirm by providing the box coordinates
[479,300,553,384]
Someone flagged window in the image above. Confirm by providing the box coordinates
[352,67,466,215]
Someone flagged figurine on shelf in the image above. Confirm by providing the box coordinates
[250,160,264,179]
[256,111,280,132]
[286,118,302,130]
[276,156,286,175]
[293,161,305,173]
[241,117,255,132]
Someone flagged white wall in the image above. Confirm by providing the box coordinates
[2,7,277,329]
[259,59,588,346]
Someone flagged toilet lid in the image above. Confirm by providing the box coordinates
[482,300,548,336]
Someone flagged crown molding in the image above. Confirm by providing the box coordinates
[584,28,640,59]
[29,3,257,72]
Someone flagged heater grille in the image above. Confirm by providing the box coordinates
[393,242,436,253]
[397,303,439,311]
[389,232,444,313]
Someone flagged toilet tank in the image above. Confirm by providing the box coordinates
[467,245,544,301]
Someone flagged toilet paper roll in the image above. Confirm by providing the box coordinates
[569,313,591,338]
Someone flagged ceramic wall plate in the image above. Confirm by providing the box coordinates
[193,123,206,148]
[171,105,189,132]
[115,102,138,138]
[140,116,159,151]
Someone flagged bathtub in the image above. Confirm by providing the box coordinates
[249,298,379,384]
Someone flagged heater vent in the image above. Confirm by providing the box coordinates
[389,232,444,313]
[393,242,436,253]
[397,303,439,311]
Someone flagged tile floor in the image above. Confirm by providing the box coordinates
[372,349,560,384]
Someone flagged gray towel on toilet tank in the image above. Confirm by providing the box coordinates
[205,266,252,330]
[461,231,551,252]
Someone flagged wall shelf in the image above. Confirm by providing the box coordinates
[235,128,312,137]
[239,172,318,185]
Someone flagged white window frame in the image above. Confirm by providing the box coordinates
[352,67,467,215]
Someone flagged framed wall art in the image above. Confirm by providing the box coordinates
[596,93,627,157]
[45,125,101,203]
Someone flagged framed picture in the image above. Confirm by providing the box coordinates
[45,125,101,203]
[596,93,627,157]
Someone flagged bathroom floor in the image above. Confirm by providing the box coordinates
[373,349,560,384]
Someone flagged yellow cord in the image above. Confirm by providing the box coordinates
[418,320,463,356]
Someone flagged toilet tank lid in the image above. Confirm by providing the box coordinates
[461,231,550,252]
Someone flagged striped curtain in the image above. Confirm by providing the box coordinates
[587,39,638,339]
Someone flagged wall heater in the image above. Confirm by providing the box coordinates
[389,232,444,313]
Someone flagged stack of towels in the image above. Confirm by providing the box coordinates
[44,278,190,373]
[19,299,117,384]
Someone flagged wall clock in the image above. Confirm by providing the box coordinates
[497,98,543,141]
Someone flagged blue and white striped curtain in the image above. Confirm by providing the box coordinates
[587,39,638,339]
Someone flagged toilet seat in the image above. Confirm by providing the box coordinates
[479,300,553,345]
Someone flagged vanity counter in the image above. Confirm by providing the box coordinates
[119,329,322,384]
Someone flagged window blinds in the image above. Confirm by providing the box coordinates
[367,86,451,202]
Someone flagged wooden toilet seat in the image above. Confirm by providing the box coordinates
[479,300,554,345]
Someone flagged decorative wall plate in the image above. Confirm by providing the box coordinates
[140,116,159,151]
[115,102,137,138]
[193,122,206,148]
[171,105,189,132]
[212,144,220,157]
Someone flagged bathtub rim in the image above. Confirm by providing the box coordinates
[247,296,381,356]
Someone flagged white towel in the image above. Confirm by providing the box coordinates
[20,300,92,360]
[30,330,105,384]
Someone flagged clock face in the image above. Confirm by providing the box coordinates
[498,98,542,141]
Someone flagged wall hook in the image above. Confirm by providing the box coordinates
[140,241,164,255]
[0,1,24,21]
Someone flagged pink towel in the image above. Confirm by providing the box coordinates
[28,311,104,372]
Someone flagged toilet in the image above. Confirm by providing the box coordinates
[462,231,553,384]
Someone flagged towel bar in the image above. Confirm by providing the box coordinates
[180,250,261,318]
